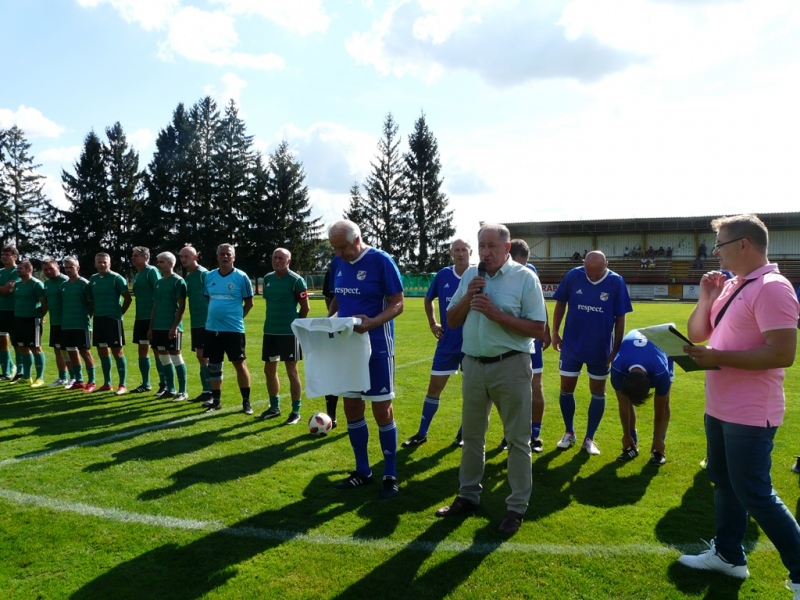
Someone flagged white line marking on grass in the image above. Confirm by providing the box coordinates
[0,412,214,469]
[0,487,778,557]
[396,356,433,369]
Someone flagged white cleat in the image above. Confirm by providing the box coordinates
[582,438,601,455]
[678,539,749,579]
[556,433,576,450]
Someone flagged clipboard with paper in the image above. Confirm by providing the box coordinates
[636,323,720,372]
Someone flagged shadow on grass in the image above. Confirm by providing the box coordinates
[138,430,339,501]
[666,561,745,599]
[569,459,659,508]
[70,472,371,600]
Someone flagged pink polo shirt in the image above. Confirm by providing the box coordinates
[706,264,799,427]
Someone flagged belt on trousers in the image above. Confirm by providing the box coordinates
[469,350,522,364]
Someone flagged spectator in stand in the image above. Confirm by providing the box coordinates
[657,246,665,256]
[623,247,630,259]
[640,257,648,270]
[693,257,704,270]
[666,247,673,258]
[698,242,708,259]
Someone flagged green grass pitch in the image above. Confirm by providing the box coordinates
[1,298,800,599]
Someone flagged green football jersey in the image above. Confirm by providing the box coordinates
[90,271,128,319]
[61,278,93,330]
[0,266,21,311]
[152,274,187,331]
[133,265,161,320]
[263,270,307,335]
[44,274,69,326]
[13,278,46,318]
[184,265,208,328]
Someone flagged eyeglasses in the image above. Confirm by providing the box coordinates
[712,237,746,251]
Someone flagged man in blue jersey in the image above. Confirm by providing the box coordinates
[327,220,404,500]
[435,224,546,535]
[610,330,673,465]
[551,251,632,455]
[201,243,253,415]
[402,238,471,448]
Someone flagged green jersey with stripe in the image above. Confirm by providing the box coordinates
[152,274,187,331]
[90,271,128,318]
[263,270,308,335]
[0,266,21,311]
[61,278,93,330]
[14,277,46,318]
[45,274,69,326]
[133,265,161,320]
[185,265,208,328]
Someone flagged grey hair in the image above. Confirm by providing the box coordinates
[328,220,361,243]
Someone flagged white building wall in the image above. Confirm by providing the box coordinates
[550,236,592,259]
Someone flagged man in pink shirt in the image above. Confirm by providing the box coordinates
[678,215,800,598]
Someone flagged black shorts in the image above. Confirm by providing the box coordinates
[93,316,125,348]
[0,309,13,336]
[49,324,63,349]
[262,334,302,362]
[133,319,151,345]
[191,327,205,352]
[204,330,246,363]
[13,317,43,347]
[61,329,92,351]
[152,330,183,352]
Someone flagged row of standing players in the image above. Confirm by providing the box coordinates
[4,215,800,594]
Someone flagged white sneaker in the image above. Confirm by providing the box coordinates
[172,392,189,402]
[48,378,67,387]
[557,433,576,449]
[63,379,76,389]
[9,364,17,379]
[582,438,601,455]
[678,539,749,579]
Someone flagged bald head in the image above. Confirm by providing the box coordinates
[584,251,608,282]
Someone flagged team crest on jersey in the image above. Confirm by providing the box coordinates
[357,270,367,281]
[227,283,234,291]
[600,292,609,301]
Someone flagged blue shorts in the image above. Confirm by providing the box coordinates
[343,355,394,402]
[531,339,543,373]
[431,350,463,376]
[559,355,609,380]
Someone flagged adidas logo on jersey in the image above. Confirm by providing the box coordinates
[337,271,342,277]
[288,353,294,358]
[380,387,388,393]
[444,283,450,288]
[576,289,583,294]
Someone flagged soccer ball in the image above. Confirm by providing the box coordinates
[308,412,333,436]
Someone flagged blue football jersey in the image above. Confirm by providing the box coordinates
[426,266,464,356]
[204,268,253,333]
[610,330,673,396]
[553,266,632,365]
[331,248,403,356]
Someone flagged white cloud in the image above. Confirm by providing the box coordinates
[210,0,331,34]
[43,174,69,210]
[158,6,284,70]
[345,1,642,86]
[269,122,375,192]
[0,106,66,138]
[38,146,82,163]
[128,128,156,153]
[76,0,179,30]
[204,73,248,112]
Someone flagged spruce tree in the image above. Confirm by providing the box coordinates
[189,96,222,261]
[404,113,454,272]
[359,113,411,265]
[0,125,53,256]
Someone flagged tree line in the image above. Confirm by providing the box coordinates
[0,99,455,277]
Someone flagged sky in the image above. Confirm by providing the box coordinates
[3,0,800,244]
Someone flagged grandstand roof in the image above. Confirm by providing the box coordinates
[503,212,800,237]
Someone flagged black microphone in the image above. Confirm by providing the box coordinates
[476,261,486,294]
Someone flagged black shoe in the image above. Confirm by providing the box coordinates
[243,400,253,415]
[10,373,24,384]
[331,419,338,429]
[497,438,508,451]
[0,374,9,381]
[258,407,281,420]
[283,412,300,425]
[131,384,151,394]
[154,389,173,400]
[402,434,427,448]
[616,445,639,462]
[202,398,215,408]
[453,432,463,448]
[204,401,222,413]
[380,477,399,499]
[335,471,374,490]
[154,383,166,396]
[530,438,543,454]
[190,392,212,403]
[650,450,666,466]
